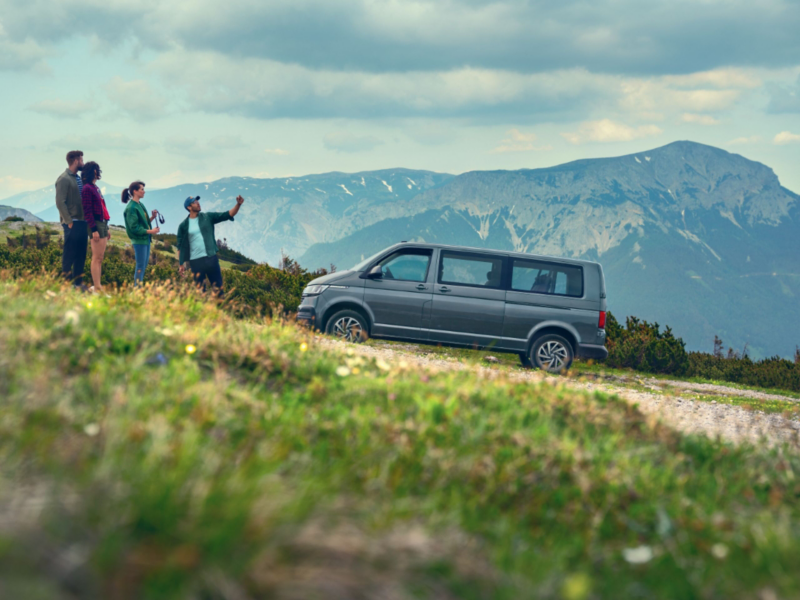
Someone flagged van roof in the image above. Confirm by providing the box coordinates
[390,242,602,268]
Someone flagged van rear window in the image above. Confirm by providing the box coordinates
[511,259,583,297]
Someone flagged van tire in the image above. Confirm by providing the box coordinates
[530,334,573,373]
[325,309,369,344]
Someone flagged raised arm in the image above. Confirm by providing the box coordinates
[228,195,244,218]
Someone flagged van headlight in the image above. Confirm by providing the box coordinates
[303,284,330,296]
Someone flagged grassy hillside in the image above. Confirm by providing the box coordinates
[1,274,799,599]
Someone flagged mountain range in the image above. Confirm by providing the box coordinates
[4,141,798,358]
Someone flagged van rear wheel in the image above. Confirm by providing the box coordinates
[530,334,573,373]
[325,309,368,343]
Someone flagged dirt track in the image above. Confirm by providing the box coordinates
[322,338,800,449]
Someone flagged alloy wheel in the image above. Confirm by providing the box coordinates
[332,316,364,342]
[536,340,569,372]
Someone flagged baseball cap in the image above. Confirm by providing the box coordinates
[184,196,200,210]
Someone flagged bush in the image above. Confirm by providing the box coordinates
[604,312,689,375]
[0,241,327,319]
[3,215,24,222]
[687,351,800,392]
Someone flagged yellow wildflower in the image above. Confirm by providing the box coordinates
[185,344,197,355]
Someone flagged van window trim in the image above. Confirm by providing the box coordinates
[436,250,509,290]
[370,247,434,283]
[509,257,585,298]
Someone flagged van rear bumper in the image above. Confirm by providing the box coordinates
[576,343,608,360]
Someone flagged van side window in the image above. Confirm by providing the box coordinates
[439,252,504,288]
[377,250,432,282]
[511,259,583,297]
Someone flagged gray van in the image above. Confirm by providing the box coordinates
[297,243,608,372]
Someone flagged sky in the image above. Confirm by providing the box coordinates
[1,0,800,199]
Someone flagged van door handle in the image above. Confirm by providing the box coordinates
[416,284,427,290]
[439,286,451,293]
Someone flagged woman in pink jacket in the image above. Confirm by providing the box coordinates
[80,161,111,292]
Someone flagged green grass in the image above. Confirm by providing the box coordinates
[1,274,800,599]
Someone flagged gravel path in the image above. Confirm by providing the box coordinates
[321,338,800,449]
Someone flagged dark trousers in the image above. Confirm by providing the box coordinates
[189,255,224,295]
[62,221,88,286]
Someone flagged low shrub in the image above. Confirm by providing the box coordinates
[604,312,689,375]
[0,240,327,318]
[3,215,24,222]
[687,352,800,392]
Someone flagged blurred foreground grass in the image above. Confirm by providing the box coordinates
[1,274,799,600]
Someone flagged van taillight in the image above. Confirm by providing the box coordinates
[598,311,606,329]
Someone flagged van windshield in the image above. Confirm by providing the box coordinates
[350,249,387,272]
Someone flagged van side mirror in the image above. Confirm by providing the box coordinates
[366,265,383,279]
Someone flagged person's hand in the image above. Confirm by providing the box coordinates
[149,227,160,235]
[236,195,244,206]
[92,231,99,241]
[179,264,186,276]
[151,209,158,219]
[67,223,73,229]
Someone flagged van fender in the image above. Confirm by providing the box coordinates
[525,321,581,352]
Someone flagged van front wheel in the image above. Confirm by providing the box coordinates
[530,334,573,373]
[325,310,369,344]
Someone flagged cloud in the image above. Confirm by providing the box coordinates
[773,131,800,145]
[164,135,247,157]
[265,148,290,155]
[681,113,720,126]
[28,99,94,118]
[561,119,662,145]
[50,133,149,152]
[8,0,798,76]
[490,129,552,153]
[150,50,611,120]
[323,132,383,153]
[767,77,800,113]
[727,135,762,145]
[105,77,167,120]
[0,24,49,72]
[0,175,47,199]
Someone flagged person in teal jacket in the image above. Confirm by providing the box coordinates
[122,181,161,286]
[177,194,244,294]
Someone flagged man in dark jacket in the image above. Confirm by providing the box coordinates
[177,194,244,293]
[55,150,87,288]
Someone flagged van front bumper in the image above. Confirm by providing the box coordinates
[296,306,316,328]
[577,343,608,360]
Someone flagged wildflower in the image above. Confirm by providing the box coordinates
[185,344,197,355]
[711,543,729,559]
[561,573,591,600]
[63,310,79,326]
[86,301,93,309]
[336,366,350,377]
[375,360,390,372]
[623,545,653,564]
[300,342,308,352]
[46,290,57,298]
[351,367,360,375]
[346,348,355,356]
[84,423,100,437]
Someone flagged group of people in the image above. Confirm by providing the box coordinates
[55,150,245,293]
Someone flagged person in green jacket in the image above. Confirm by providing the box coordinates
[122,181,161,286]
[177,194,244,294]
